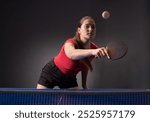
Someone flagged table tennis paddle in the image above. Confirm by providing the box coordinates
[106,41,128,60]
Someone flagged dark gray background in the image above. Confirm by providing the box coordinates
[1,0,150,88]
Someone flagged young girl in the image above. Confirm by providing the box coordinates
[37,16,110,89]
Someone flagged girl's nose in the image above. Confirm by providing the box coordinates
[88,26,92,32]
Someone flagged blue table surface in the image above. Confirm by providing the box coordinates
[0,88,149,93]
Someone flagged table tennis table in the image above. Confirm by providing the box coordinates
[0,88,149,105]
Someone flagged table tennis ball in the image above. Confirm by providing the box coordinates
[102,11,110,19]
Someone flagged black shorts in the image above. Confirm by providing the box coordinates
[38,59,78,88]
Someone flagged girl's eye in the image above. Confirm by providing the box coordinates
[91,25,95,29]
[85,25,89,29]
[85,25,95,29]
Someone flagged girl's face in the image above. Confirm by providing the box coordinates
[78,19,96,41]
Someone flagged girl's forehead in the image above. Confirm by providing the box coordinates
[82,19,95,25]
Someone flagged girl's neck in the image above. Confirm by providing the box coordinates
[80,37,91,48]
[73,36,91,49]
[82,41,90,49]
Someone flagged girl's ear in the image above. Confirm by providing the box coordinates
[78,27,81,34]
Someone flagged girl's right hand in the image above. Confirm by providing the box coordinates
[92,47,110,59]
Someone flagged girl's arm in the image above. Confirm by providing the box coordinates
[81,69,88,89]
[64,42,110,60]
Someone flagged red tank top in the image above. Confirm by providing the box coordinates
[54,38,97,75]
